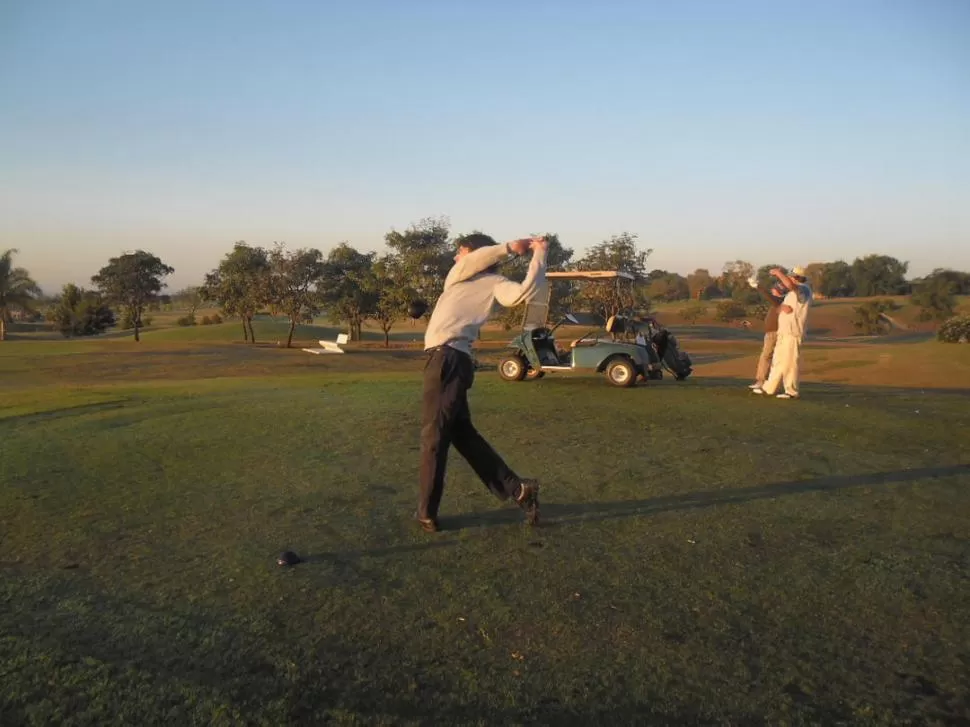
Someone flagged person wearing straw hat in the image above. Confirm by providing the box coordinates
[752,266,813,399]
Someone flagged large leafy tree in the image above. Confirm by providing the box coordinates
[202,242,271,343]
[267,244,325,348]
[720,260,755,297]
[687,268,720,300]
[803,262,827,293]
[721,260,760,304]
[851,254,909,297]
[366,254,411,347]
[919,268,970,296]
[318,243,378,341]
[571,232,652,320]
[646,273,690,302]
[911,277,958,322]
[383,216,452,316]
[0,249,41,341]
[91,250,173,342]
[573,232,651,277]
[815,260,855,297]
[46,284,116,337]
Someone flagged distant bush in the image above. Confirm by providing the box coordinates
[870,299,899,313]
[851,301,890,335]
[201,316,211,325]
[750,301,770,320]
[46,284,115,337]
[142,315,154,328]
[732,287,761,306]
[177,314,197,327]
[912,278,957,322]
[679,305,706,324]
[938,315,970,344]
[211,313,222,324]
[715,300,747,322]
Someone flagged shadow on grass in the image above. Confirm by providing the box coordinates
[301,539,459,564]
[675,375,970,397]
[446,463,970,532]
[676,325,764,342]
[835,331,937,345]
[0,399,131,425]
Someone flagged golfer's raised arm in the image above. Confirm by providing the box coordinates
[771,268,796,291]
[493,246,547,308]
[758,284,783,305]
[445,240,525,288]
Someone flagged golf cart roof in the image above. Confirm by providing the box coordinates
[546,270,637,281]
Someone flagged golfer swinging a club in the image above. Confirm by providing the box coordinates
[416,233,548,532]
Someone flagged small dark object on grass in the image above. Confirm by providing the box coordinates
[408,300,428,319]
[277,550,302,567]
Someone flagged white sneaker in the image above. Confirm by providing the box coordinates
[748,382,762,389]
[751,387,765,395]
[776,393,799,399]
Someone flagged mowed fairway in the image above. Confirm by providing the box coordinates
[2,332,969,725]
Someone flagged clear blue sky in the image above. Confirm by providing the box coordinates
[2,0,968,293]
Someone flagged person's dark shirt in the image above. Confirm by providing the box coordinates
[758,285,785,332]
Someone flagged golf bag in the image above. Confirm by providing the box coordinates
[651,325,692,380]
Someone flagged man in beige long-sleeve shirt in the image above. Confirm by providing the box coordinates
[416,233,548,533]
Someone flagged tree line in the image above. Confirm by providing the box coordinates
[646,256,970,304]
[195,222,640,347]
[1,226,967,343]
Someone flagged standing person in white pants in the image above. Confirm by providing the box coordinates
[747,273,787,390]
[753,266,813,399]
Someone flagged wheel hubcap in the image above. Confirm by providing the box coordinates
[502,360,521,377]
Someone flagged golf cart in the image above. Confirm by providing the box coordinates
[497,271,666,388]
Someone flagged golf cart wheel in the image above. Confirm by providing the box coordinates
[498,355,527,382]
[525,368,545,380]
[605,358,636,388]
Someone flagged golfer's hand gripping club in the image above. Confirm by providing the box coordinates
[506,238,532,256]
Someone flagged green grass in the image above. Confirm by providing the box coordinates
[1,339,969,725]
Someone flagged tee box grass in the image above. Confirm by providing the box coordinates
[1,331,968,725]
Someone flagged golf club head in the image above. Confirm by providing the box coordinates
[408,300,428,319]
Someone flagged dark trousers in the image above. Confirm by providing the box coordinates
[418,346,520,519]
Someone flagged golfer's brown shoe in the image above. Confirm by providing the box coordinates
[414,512,439,533]
[515,479,540,526]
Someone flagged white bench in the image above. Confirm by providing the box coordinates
[303,333,349,355]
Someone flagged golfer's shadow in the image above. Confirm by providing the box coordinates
[447,464,970,531]
[299,539,458,566]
